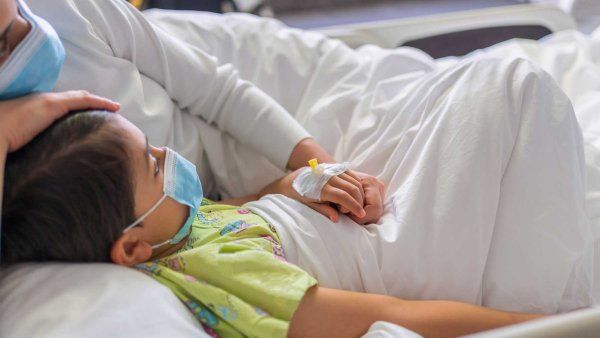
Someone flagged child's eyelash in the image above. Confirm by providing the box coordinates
[153,156,160,175]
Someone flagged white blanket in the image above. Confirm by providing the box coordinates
[449,28,600,233]
[147,11,595,314]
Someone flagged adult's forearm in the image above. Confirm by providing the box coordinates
[257,173,292,200]
[287,138,335,170]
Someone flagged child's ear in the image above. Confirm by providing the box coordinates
[110,232,153,266]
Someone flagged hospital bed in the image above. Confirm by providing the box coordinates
[1,3,600,338]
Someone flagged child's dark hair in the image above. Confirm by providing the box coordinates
[1,111,135,266]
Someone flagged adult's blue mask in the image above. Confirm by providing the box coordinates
[123,148,204,249]
[0,1,65,100]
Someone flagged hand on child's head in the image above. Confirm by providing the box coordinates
[0,91,120,153]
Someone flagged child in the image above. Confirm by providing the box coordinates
[1,111,544,338]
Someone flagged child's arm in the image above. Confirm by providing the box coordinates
[289,286,545,338]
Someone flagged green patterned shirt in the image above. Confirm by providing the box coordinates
[136,199,317,338]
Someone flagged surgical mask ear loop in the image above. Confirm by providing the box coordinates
[123,194,168,233]
[122,195,175,250]
[150,238,172,250]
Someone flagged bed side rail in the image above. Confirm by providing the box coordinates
[316,4,576,57]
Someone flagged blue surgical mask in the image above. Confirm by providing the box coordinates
[123,148,203,249]
[0,0,65,100]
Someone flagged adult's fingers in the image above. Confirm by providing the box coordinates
[376,178,385,202]
[328,176,364,212]
[357,173,386,204]
[307,202,340,223]
[52,90,120,113]
[349,183,383,225]
[34,91,119,137]
[365,185,383,221]
[1,91,120,153]
[321,186,365,219]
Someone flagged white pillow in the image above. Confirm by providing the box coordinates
[0,263,209,338]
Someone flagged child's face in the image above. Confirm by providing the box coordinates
[110,115,190,265]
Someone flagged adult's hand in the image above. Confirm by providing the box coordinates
[0,91,120,152]
[343,171,385,225]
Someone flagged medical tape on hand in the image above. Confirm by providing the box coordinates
[292,162,351,200]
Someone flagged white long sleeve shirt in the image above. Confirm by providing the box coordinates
[26,0,310,198]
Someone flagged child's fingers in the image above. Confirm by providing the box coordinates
[321,186,366,218]
[328,176,364,211]
[331,173,366,216]
[345,170,364,187]
[338,172,364,202]
[308,202,340,223]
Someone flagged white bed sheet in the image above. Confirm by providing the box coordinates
[2,10,600,338]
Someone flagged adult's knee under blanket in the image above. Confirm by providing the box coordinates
[245,57,594,314]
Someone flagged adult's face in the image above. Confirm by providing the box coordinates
[0,0,31,67]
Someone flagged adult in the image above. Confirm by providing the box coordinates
[0,0,384,224]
